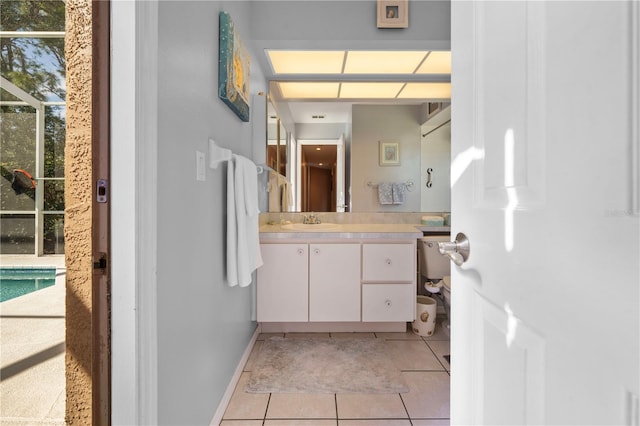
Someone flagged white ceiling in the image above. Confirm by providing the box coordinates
[287,101,353,124]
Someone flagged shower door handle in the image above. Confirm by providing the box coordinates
[438,233,470,266]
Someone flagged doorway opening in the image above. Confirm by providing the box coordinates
[300,144,337,212]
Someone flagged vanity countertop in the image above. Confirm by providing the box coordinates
[259,223,431,240]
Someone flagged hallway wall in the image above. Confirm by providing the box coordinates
[156,2,265,424]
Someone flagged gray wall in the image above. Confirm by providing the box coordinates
[249,1,450,52]
[157,2,265,424]
[351,105,422,212]
[153,1,449,423]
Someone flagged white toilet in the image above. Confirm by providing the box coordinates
[418,235,452,335]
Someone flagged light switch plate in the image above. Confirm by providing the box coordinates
[196,151,206,181]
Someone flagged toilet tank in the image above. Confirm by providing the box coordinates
[418,235,451,280]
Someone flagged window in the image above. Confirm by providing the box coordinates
[1,0,66,255]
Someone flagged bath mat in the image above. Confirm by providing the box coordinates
[246,337,408,394]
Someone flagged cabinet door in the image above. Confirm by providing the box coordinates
[362,284,415,322]
[362,243,415,282]
[309,243,361,322]
[257,244,308,322]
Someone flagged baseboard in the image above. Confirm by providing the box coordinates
[259,321,407,333]
[209,324,261,426]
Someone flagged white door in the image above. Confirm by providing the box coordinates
[451,1,639,425]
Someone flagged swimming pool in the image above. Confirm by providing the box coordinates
[0,267,57,302]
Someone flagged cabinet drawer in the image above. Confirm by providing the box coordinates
[362,284,414,322]
[362,243,415,282]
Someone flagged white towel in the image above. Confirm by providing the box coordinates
[392,183,406,205]
[227,154,263,287]
[378,182,393,205]
[267,171,280,212]
[279,175,293,212]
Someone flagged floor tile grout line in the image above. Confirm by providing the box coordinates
[398,390,413,423]
[400,369,449,372]
[262,393,271,423]
[424,339,450,372]
[338,417,411,421]
[262,417,338,420]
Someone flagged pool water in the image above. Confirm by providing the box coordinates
[0,268,57,302]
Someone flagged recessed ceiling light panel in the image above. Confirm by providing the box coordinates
[343,51,429,74]
[398,82,452,99]
[278,82,340,99]
[416,51,452,74]
[267,50,345,74]
[339,82,405,99]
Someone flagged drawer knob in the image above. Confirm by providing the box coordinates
[297,248,304,255]
[385,299,392,307]
[314,248,320,255]
[385,258,392,265]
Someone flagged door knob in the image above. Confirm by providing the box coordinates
[438,232,470,266]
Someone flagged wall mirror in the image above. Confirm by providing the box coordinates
[267,95,451,214]
[264,50,452,214]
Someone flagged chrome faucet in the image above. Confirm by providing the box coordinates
[303,213,321,224]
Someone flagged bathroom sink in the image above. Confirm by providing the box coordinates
[280,223,339,231]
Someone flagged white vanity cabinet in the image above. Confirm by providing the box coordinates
[309,243,361,322]
[362,243,415,322]
[258,223,423,332]
[257,243,361,322]
[256,243,308,322]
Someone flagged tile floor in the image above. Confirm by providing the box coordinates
[220,320,450,426]
[0,255,66,425]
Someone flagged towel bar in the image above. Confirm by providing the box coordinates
[367,179,415,192]
[209,139,232,169]
[209,139,267,174]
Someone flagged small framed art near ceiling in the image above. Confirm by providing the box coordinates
[377,0,409,28]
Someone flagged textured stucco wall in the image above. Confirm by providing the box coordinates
[64,0,93,424]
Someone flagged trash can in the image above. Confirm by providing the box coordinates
[412,296,437,336]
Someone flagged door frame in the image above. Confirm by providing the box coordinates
[110,1,159,424]
[92,1,111,422]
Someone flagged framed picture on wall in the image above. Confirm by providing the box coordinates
[218,11,250,122]
[377,0,408,28]
[379,140,400,166]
